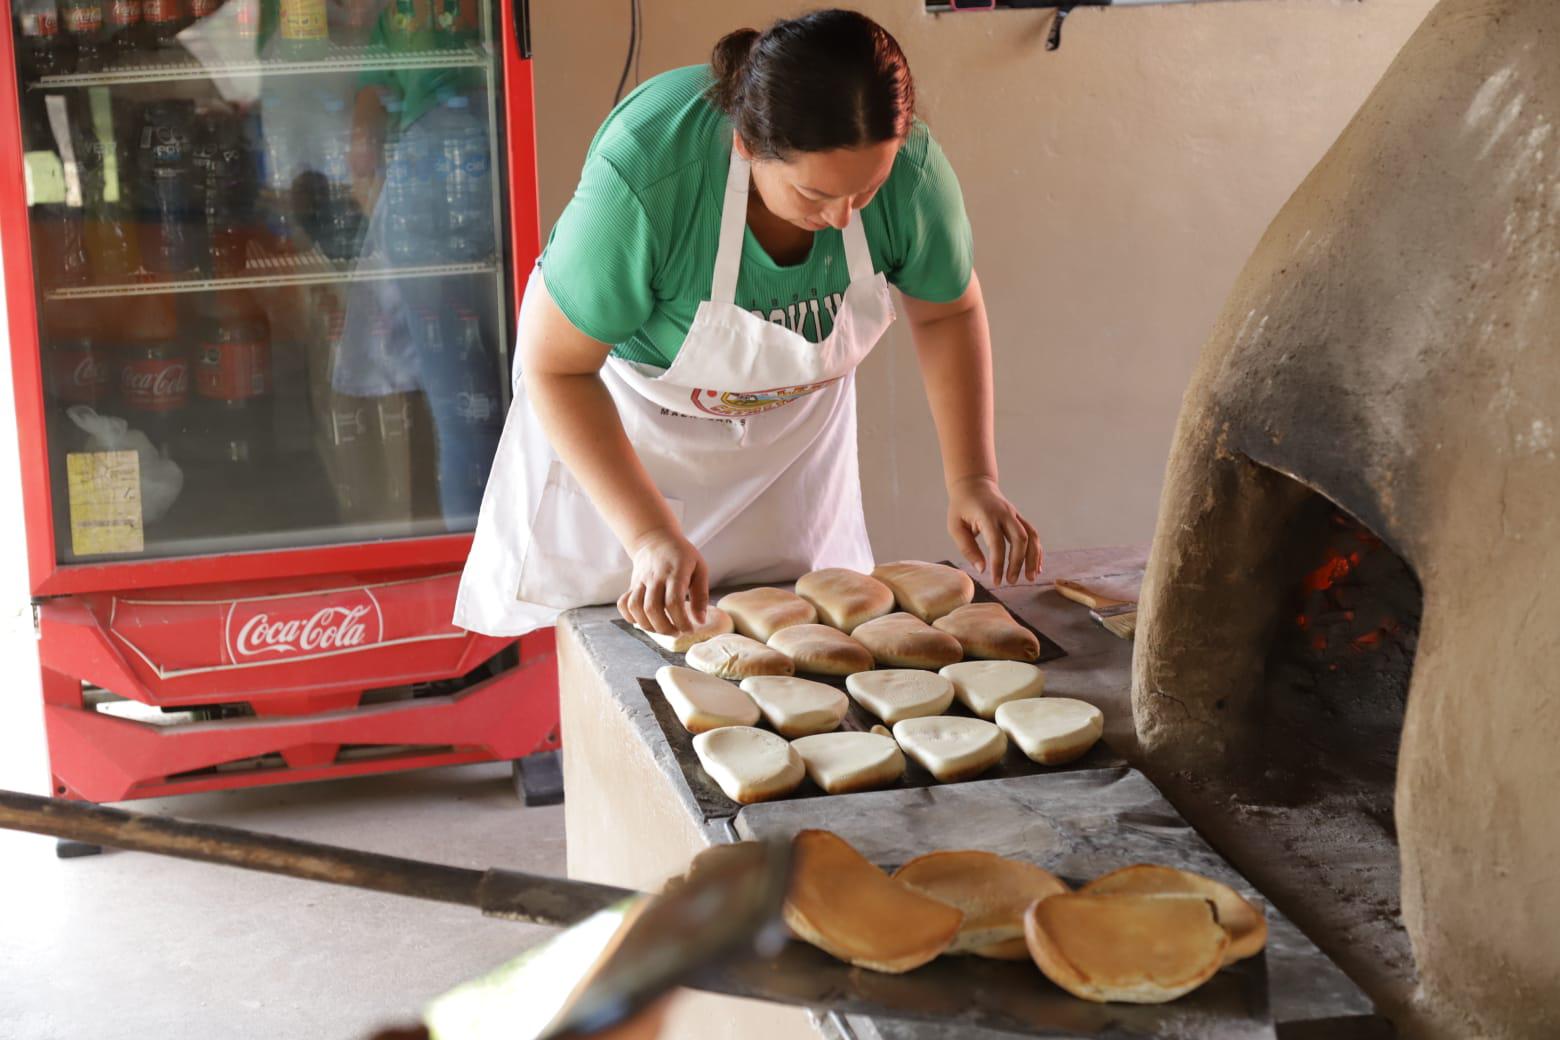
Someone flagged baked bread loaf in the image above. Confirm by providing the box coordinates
[738,675,849,738]
[871,561,975,623]
[846,669,957,724]
[1082,865,1267,964]
[716,587,817,642]
[784,829,963,973]
[692,726,805,804]
[892,716,1008,782]
[790,731,906,794]
[795,568,896,632]
[1023,892,1229,1003]
[852,612,963,670]
[767,623,874,677]
[654,665,760,734]
[685,633,795,680]
[636,607,734,653]
[939,660,1046,720]
[995,697,1103,765]
[932,602,1040,661]
[893,850,1069,959]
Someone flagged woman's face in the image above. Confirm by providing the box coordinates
[738,134,901,232]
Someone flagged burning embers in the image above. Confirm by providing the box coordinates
[1291,511,1415,675]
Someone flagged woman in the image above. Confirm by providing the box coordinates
[456,9,1040,638]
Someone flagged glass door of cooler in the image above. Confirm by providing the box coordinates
[11,0,514,564]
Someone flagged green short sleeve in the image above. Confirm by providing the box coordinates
[541,156,658,346]
[885,134,974,304]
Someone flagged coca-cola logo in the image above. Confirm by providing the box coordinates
[72,354,108,387]
[227,593,384,660]
[122,362,188,400]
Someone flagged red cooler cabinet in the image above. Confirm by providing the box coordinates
[1,0,556,808]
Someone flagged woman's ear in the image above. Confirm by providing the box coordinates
[732,131,752,161]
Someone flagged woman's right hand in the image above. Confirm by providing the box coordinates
[618,527,710,635]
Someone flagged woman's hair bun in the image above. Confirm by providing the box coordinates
[709,28,760,114]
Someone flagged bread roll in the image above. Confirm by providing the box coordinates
[739,675,849,738]
[1023,892,1229,1004]
[685,633,795,680]
[846,669,956,725]
[693,726,805,804]
[636,607,734,653]
[891,716,1008,782]
[939,660,1046,720]
[1082,865,1267,964]
[932,602,1040,661]
[717,587,817,642]
[995,697,1103,765]
[795,568,895,632]
[871,561,975,623]
[790,731,906,794]
[654,665,760,734]
[767,623,874,676]
[783,829,963,973]
[852,612,963,670]
[893,850,1069,959]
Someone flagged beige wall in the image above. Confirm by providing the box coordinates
[530,0,1436,560]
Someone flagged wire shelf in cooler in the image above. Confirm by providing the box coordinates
[44,253,498,299]
[30,42,490,89]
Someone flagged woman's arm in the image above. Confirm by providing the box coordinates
[518,274,709,633]
[900,270,1043,585]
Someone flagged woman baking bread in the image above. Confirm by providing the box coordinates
[455,9,1041,638]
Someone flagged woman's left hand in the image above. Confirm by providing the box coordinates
[947,476,1043,586]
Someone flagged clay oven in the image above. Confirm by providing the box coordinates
[1132,1,1559,1037]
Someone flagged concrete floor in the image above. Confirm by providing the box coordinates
[0,623,569,1040]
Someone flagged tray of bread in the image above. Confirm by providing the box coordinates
[620,562,1118,818]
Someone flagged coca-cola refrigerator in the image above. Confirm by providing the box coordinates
[0,0,556,830]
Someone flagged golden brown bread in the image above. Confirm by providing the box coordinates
[795,568,896,632]
[766,623,875,676]
[1024,892,1229,1004]
[717,587,818,642]
[852,612,963,670]
[892,850,1069,959]
[871,561,976,623]
[932,602,1040,661]
[783,830,964,974]
[1081,864,1267,964]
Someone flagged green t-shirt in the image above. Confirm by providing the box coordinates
[542,65,974,368]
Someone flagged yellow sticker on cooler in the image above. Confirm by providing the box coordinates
[66,450,144,556]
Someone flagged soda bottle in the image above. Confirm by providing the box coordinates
[137,100,199,275]
[141,0,183,45]
[437,95,492,262]
[431,0,473,48]
[446,307,499,498]
[329,0,374,46]
[192,292,272,463]
[204,112,257,277]
[17,0,66,78]
[386,0,425,46]
[276,0,327,57]
[61,0,107,72]
[119,295,189,452]
[79,111,139,283]
[105,0,141,58]
[382,101,435,265]
[47,337,116,405]
[233,0,258,42]
[188,0,219,21]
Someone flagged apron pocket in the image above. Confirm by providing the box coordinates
[517,461,684,609]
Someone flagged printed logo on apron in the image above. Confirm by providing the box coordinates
[689,378,841,418]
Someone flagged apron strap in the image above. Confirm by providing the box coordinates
[842,210,875,283]
[710,150,751,305]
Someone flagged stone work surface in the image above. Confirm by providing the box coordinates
[1133,2,1560,1036]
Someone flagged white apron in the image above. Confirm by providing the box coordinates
[453,151,896,636]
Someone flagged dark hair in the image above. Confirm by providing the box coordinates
[708,9,916,160]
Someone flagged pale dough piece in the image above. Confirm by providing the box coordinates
[939,660,1046,720]
[693,726,805,804]
[654,665,760,734]
[637,607,735,653]
[893,850,1069,959]
[892,716,1008,782]
[717,587,818,642]
[869,724,892,738]
[790,731,906,794]
[852,612,963,670]
[871,561,975,623]
[784,829,964,973]
[685,633,795,680]
[795,568,896,632]
[767,623,875,676]
[1082,865,1267,964]
[739,675,849,738]
[932,602,1040,661]
[994,697,1103,765]
[846,669,956,725]
[1024,893,1229,1004]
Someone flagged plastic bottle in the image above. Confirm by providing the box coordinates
[118,295,188,452]
[431,0,474,48]
[447,307,499,494]
[141,0,184,45]
[204,111,257,277]
[275,0,327,58]
[192,291,272,463]
[437,95,492,262]
[382,99,435,266]
[386,0,425,47]
[314,93,365,261]
[188,0,219,21]
[79,112,139,282]
[61,0,107,72]
[137,100,199,275]
[17,0,67,79]
[105,0,142,58]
